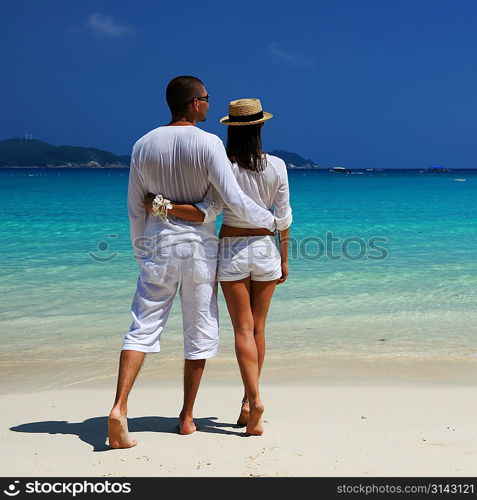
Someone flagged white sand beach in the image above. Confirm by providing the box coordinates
[1,358,476,477]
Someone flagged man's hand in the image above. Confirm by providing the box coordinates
[277,261,288,284]
[143,193,205,222]
[144,193,156,213]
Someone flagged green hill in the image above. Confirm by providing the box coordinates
[0,138,319,169]
[267,149,320,168]
[0,138,130,167]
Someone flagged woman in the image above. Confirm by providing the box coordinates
[145,99,292,435]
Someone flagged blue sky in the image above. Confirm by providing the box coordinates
[2,0,477,168]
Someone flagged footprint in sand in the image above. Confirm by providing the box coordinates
[196,460,212,469]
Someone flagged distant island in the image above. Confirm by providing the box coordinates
[0,138,321,169]
[267,150,320,169]
[0,138,130,168]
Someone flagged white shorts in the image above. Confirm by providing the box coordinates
[122,241,219,360]
[217,235,281,282]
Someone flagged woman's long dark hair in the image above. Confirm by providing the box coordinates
[226,123,266,172]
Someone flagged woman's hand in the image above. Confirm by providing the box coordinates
[277,228,290,285]
[277,260,288,284]
[144,193,156,213]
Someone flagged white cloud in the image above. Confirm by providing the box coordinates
[268,42,315,67]
[86,13,132,37]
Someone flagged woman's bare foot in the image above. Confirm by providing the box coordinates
[178,413,197,435]
[246,400,264,436]
[108,409,137,449]
[236,400,250,427]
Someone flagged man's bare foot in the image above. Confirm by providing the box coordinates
[246,400,264,436]
[108,409,137,449]
[236,400,249,427]
[178,415,197,435]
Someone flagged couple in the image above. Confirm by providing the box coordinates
[108,76,292,448]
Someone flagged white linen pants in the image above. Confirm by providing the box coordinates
[122,242,219,360]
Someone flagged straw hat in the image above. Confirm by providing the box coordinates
[220,98,273,126]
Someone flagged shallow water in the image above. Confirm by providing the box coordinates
[1,168,476,384]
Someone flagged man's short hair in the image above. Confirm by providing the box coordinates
[166,76,204,115]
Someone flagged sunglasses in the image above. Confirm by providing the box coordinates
[195,95,209,103]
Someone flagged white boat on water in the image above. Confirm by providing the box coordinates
[330,166,351,174]
[422,167,452,173]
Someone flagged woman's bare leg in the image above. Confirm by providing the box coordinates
[251,279,276,375]
[220,278,263,433]
[237,279,277,424]
[221,278,277,434]
[246,279,277,433]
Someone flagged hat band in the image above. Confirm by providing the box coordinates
[228,111,264,122]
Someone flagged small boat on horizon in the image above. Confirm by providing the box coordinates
[421,166,452,173]
[330,166,351,174]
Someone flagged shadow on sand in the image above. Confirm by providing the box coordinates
[10,415,245,452]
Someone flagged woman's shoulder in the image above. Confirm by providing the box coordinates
[231,155,287,178]
[264,154,288,176]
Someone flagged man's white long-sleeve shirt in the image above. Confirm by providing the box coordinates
[127,125,276,261]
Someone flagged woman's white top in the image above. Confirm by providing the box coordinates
[196,154,292,231]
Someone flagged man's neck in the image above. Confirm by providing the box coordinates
[167,115,196,126]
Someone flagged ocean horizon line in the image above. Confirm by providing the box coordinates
[1,166,477,171]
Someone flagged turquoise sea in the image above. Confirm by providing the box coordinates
[1,168,476,389]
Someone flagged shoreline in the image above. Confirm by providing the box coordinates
[2,355,476,396]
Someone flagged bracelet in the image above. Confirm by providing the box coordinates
[151,194,173,223]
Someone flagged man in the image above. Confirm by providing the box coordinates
[108,76,276,448]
